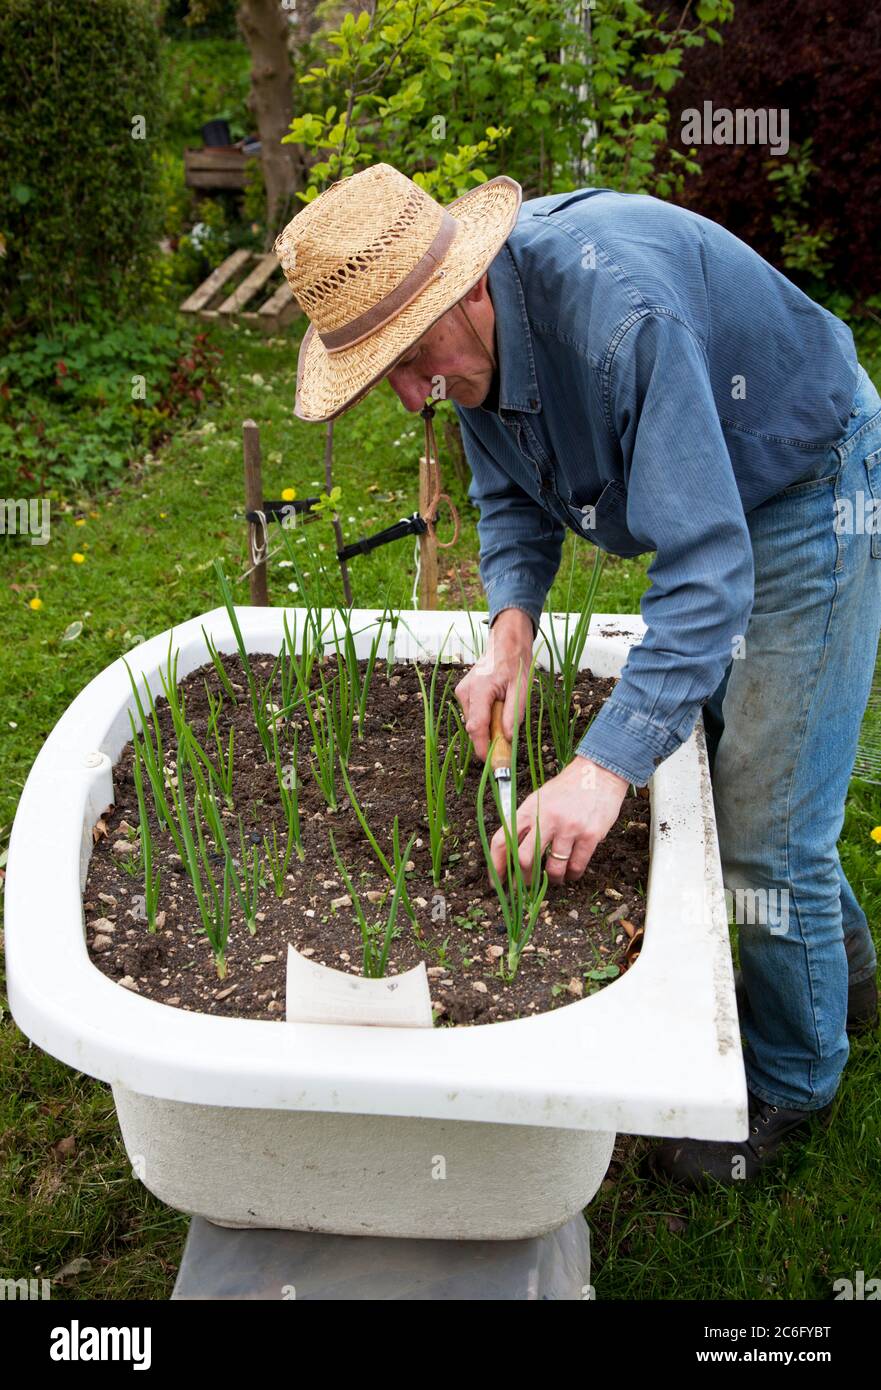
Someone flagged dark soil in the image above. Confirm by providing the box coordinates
[84,652,651,1027]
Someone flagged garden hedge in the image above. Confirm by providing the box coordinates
[0,0,164,337]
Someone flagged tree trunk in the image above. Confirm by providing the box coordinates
[237,0,305,246]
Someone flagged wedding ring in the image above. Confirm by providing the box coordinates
[548,850,570,860]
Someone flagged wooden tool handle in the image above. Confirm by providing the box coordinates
[490,699,512,771]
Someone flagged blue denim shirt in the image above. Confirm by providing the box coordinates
[453,186,859,786]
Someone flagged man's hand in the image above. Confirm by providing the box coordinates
[489,755,630,886]
[454,607,535,760]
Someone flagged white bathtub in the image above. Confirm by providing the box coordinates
[5,608,747,1239]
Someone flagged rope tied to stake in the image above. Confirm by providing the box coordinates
[248,508,270,572]
[239,409,460,587]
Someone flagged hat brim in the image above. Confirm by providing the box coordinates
[292,174,522,423]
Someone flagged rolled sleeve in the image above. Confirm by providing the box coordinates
[576,312,755,785]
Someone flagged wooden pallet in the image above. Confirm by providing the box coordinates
[184,146,251,191]
[179,250,301,335]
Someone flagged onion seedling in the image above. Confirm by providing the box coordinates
[263,823,296,897]
[315,645,357,766]
[443,574,486,659]
[291,652,339,810]
[337,755,420,935]
[540,544,604,766]
[123,663,185,859]
[475,677,549,979]
[183,709,236,815]
[328,613,361,761]
[332,606,390,742]
[132,730,161,932]
[174,726,252,919]
[170,739,233,979]
[257,646,284,728]
[385,612,400,680]
[183,744,259,928]
[523,648,547,792]
[201,625,239,704]
[156,632,189,732]
[271,716,304,863]
[279,611,319,713]
[189,769,265,937]
[172,729,215,839]
[204,683,224,739]
[210,717,235,809]
[157,638,236,812]
[237,815,264,934]
[445,693,472,795]
[277,611,327,724]
[414,657,463,887]
[157,637,228,808]
[329,825,416,978]
[291,605,384,767]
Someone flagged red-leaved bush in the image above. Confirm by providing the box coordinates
[659,0,880,301]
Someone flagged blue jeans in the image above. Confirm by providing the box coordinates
[703,363,881,1111]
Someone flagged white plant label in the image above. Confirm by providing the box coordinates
[285,944,433,1027]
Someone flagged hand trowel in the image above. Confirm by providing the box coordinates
[490,699,517,839]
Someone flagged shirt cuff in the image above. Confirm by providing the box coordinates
[574,696,696,787]
[486,580,547,638]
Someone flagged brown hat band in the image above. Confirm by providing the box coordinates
[318,210,459,353]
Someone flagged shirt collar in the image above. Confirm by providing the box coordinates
[483,242,542,416]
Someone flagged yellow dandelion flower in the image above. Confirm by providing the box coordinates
[159,512,167,519]
[870,826,881,844]
[29,597,43,611]
[89,511,99,519]
[72,552,85,564]
[74,518,86,526]
[281,486,297,501]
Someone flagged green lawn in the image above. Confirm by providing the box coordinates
[1,317,879,1299]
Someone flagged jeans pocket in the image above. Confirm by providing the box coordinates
[863,446,881,559]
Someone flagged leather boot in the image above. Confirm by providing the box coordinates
[641,1090,834,1189]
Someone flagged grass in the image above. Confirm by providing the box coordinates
[1,318,880,1299]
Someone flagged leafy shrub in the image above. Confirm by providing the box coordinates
[0,0,164,336]
[765,140,834,280]
[286,0,733,204]
[0,318,223,496]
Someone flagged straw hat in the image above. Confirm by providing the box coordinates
[273,163,522,423]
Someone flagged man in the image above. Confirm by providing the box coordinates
[274,162,881,1187]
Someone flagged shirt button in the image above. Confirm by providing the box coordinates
[851,407,860,417]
